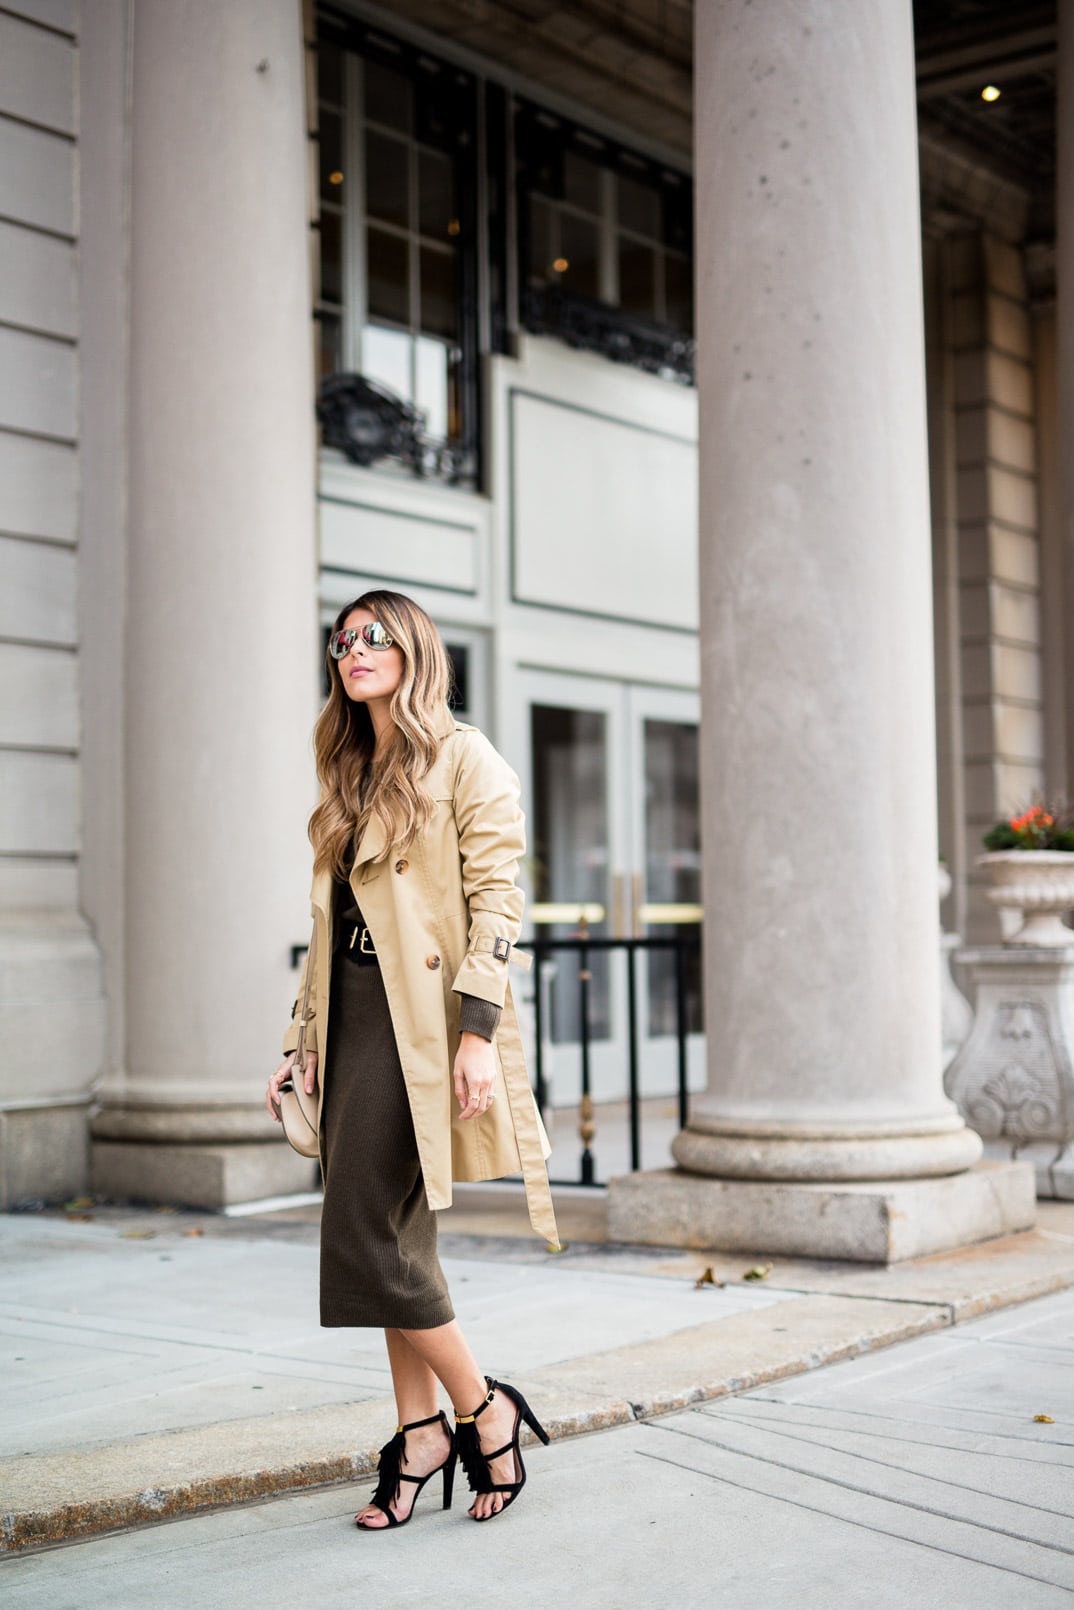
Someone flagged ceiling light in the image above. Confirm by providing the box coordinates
[553,257,569,272]
[981,85,1001,102]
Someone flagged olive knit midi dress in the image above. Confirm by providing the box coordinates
[318,868,456,1330]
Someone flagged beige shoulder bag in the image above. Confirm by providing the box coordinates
[274,921,320,1158]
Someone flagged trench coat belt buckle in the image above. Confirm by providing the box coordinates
[470,934,533,972]
[348,924,376,955]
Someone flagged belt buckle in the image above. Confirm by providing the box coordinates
[492,936,511,961]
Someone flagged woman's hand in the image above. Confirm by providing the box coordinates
[453,1033,497,1120]
[266,1050,318,1120]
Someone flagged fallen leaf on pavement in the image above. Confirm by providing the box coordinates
[120,1230,157,1239]
[694,1266,725,1289]
[183,1227,205,1237]
[742,1263,773,1281]
[1034,1414,1055,1423]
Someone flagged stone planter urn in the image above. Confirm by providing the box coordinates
[978,851,1074,947]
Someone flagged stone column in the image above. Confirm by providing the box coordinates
[91,0,320,1207]
[608,0,1034,1261]
[1059,0,1074,799]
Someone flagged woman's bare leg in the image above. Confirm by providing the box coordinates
[353,1328,450,1527]
[400,1320,523,1521]
[355,1320,526,1524]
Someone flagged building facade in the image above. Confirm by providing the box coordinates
[1,0,1070,1222]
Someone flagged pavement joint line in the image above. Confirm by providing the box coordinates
[700,1404,1074,1468]
[632,1445,1070,1595]
[647,1418,1074,1557]
[731,1395,1074,1455]
[656,1412,1074,1526]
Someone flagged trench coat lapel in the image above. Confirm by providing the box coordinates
[351,813,387,869]
[310,865,334,916]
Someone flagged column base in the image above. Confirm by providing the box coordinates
[606,1159,1035,1263]
[0,1100,91,1209]
[91,1139,320,1210]
[672,1122,981,1181]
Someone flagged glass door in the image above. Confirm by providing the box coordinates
[628,685,706,1096]
[516,671,704,1110]
[516,670,629,1105]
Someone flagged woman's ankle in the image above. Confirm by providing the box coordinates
[453,1374,492,1419]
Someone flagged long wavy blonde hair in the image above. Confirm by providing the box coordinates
[309,589,453,877]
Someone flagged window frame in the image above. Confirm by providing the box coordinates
[316,9,483,485]
[515,100,695,385]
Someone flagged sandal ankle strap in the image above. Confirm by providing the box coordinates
[454,1380,496,1425]
[397,1408,447,1434]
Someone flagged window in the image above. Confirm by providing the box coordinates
[315,18,480,485]
[517,104,694,383]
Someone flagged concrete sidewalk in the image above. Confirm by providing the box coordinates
[3,1186,1074,1556]
[5,1287,1074,1610]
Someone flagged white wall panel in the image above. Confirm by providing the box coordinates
[0,857,77,909]
[0,751,78,853]
[0,118,75,234]
[0,535,76,641]
[0,327,77,438]
[0,219,77,336]
[0,642,77,747]
[510,390,698,628]
[319,496,479,594]
[0,13,76,134]
[0,434,77,542]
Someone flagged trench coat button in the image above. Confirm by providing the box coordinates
[426,954,441,970]
[395,858,409,874]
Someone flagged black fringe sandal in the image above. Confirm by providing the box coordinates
[354,1409,456,1530]
[454,1376,550,1521]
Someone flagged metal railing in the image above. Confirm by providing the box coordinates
[517,930,702,1188]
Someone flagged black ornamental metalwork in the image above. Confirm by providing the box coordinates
[521,285,695,386]
[316,373,476,484]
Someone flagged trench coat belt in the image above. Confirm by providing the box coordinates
[466,935,533,972]
[494,1008,561,1250]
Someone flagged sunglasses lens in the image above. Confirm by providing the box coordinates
[363,622,394,648]
[328,629,355,659]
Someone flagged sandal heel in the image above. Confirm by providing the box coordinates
[442,1451,456,1510]
[522,1403,550,1446]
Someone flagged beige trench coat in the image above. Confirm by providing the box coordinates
[282,708,559,1249]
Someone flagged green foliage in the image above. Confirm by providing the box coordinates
[982,796,1074,852]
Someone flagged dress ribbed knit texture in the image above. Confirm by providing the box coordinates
[319,872,455,1329]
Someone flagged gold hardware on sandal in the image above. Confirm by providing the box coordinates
[454,1386,495,1424]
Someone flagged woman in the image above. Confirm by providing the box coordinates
[266,589,560,1529]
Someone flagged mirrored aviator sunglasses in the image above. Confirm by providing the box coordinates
[328,621,395,659]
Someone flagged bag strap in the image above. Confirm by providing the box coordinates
[294,919,318,1069]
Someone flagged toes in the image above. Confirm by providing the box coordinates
[355,1507,389,1528]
